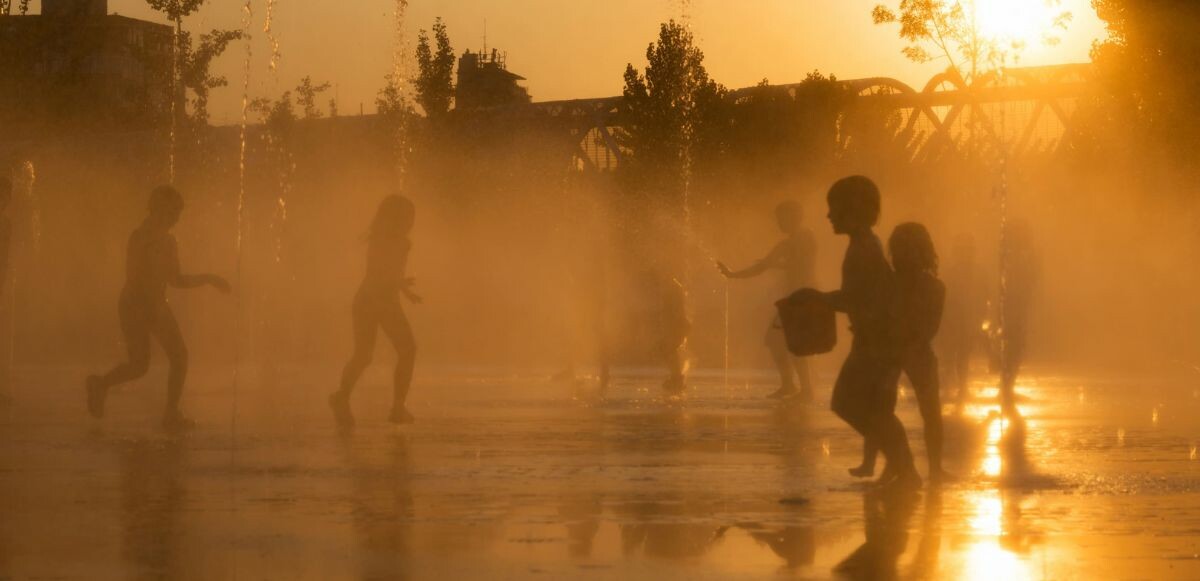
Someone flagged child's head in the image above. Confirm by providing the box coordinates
[370,194,416,240]
[774,200,801,234]
[0,176,11,212]
[889,222,938,275]
[147,185,184,228]
[826,175,880,235]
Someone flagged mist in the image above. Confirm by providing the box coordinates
[2,0,1200,579]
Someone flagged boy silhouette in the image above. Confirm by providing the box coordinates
[86,186,231,430]
[809,176,919,489]
[717,200,817,401]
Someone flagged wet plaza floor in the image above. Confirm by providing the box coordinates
[1,365,1199,579]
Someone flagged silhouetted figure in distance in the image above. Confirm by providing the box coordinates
[808,176,919,491]
[639,268,690,396]
[941,233,982,411]
[330,194,421,427]
[86,186,231,430]
[852,223,947,483]
[717,200,817,401]
[999,221,1038,418]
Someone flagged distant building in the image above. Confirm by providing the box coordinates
[0,0,173,139]
[455,49,531,110]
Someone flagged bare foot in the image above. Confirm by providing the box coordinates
[879,468,923,494]
[329,392,355,429]
[162,411,196,432]
[662,376,686,396]
[86,375,107,419]
[388,406,415,424]
[848,464,875,478]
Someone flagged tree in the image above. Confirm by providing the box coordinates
[725,71,849,190]
[376,74,408,119]
[871,0,1071,84]
[413,17,455,117]
[1087,0,1200,167]
[250,92,296,137]
[178,29,242,127]
[295,76,332,119]
[618,20,727,202]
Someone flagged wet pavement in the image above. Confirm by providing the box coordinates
[1,365,1199,579]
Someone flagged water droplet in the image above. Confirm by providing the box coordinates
[820,438,830,457]
[1117,428,1125,446]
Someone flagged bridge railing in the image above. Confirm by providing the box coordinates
[534,63,1092,172]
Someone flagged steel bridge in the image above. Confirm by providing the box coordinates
[531,63,1091,172]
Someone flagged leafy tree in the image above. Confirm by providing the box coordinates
[724,71,849,189]
[871,0,1071,84]
[147,0,205,29]
[178,29,242,127]
[250,92,296,137]
[295,76,332,119]
[619,20,727,202]
[413,17,456,117]
[1087,0,1200,166]
[376,73,409,119]
[146,0,206,140]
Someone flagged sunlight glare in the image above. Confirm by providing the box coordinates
[962,541,1034,581]
[973,0,1061,47]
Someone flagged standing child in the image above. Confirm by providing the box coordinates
[851,223,947,482]
[329,195,421,427]
[85,186,231,430]
[811,176,919,490]
[717,200,818,401]
[639,268,690,396]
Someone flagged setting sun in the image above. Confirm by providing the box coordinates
[974,0,1067,49]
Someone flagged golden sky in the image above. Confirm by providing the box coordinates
[91,0,1105,123]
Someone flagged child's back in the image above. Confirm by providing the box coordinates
[893,269,945,354]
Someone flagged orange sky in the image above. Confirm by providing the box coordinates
[88,0,1106,124]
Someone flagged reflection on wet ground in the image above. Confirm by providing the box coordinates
[1,367,1198,579]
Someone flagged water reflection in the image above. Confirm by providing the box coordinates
[617,498,724,560]
[908,490,942,579]
[960,488,1044,581]
[340,433,414,580]
[558,492,602,559]
[743,524,816,570]
[834,490,919,580]
[118,438,187,581]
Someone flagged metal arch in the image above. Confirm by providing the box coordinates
[525,63,1092,171]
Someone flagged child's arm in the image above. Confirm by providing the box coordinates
[398,246,421,304]
[401,276,422,304]
[717,242,784,279]
[167,236,231,293]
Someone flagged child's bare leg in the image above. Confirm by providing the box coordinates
[850,438,878,477]
[765,322,796,399]
[381,306,416,423]
[792,355,814,401]
[331,298,377,427]
[909,355,945,479]
[87,300,152,418]
[152,308,189,425]
[662,338,686,394]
